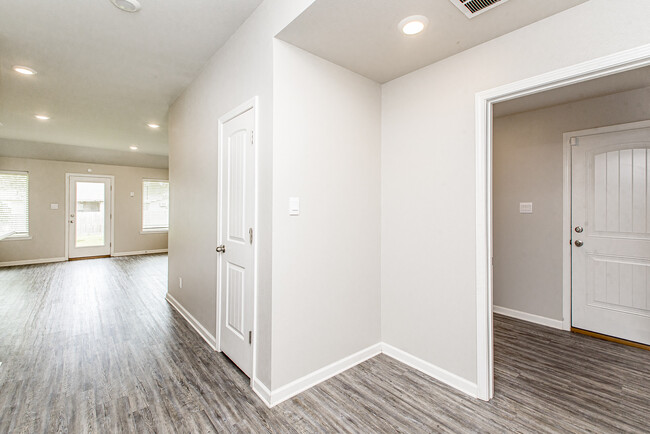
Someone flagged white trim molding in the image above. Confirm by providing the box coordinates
[166,293,217,351]
[493,306,563,330]
[475,43,650,402]
[252,378,273,407]
[111,249,168,257]
[0,257,67,268]
[381,343,478,398]
[266,344,382,408]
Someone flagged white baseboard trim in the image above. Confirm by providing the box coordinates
[0,257,67,268]
[381,343,478,398]
[252,378,273,407]
[268,343,382,407]
[112,249,168,257]
[493,305,563,330]
[165,293,217,350]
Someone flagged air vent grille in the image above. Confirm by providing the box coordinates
[450,0,509,18]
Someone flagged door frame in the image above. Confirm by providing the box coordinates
[562,119,650,332]
[215,97,259,386]
[65,173,115,260]
[475,43,650,401]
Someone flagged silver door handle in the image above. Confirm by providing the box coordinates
[216,245,226,253]
[70,220,74,224]
[574,240,583,247]
[574,226,583,233]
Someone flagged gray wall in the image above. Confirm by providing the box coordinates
[493,86,650,320]
[0,157,168,263]
[272,41,381,387]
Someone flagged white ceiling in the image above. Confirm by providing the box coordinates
[494,65,650,117]
[0,0,262,156]
[277,0,587,84]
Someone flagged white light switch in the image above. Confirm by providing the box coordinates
[519,202,533,214]
[50,203,59,210]
[130,192,135,197]
[289,197,300,216]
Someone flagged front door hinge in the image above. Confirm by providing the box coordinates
[569,137,578,146]
[251,130,254,145]
[249,228,253,244]
[249,331,252,344]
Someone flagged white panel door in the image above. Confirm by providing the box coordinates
[68,175,112,259]
[572,125,650,345]
[218,108,255,377]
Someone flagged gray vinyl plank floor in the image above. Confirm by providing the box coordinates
[1,254,649,433]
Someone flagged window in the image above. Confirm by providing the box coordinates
[0,171,29,238]
[142,180,169,232]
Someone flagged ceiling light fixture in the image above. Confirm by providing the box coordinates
[13,66,37,75]
[399,15,429,35]
[130,145,139,151]
[109,0,141,13]
[34,115,50,120]
[147,123,160,129]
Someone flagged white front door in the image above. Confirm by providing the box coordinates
[572,124,650,345]
[218,108,255,376]
[68,175,112,259]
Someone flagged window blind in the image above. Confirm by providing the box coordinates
[143,180,169,231]
[0,171,29,236]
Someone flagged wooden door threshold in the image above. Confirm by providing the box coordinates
[68,255,111,261]
[571,327,650,351]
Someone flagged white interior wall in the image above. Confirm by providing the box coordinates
[272,41,381,388]
[493,86,650,322]
[381,0,650,385]
[167,0,315,389]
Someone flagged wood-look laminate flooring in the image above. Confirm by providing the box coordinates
[1,255,649,433]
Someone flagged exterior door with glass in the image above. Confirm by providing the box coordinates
[68,175,112,259]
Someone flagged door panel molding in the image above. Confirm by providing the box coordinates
[65,173,115,260]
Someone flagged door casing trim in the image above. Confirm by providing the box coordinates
[475,43,650,402]
[65,173,115,260]
[216,96,259,388]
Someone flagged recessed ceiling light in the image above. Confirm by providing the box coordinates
[129,145,139,151]
[13,66,37,75]
[399,15,429,35]
[147,123,160,129]
[110,0,141,13]
[34,115,50,120]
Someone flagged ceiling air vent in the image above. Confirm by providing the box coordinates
[449,0,509,19]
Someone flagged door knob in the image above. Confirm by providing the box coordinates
[574,240,584,247]
[216,245,226,253]
[574,226,583,233]
[69,220,74,224]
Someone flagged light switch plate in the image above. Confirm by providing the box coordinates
[130,192,135,197]
[289,197,300,216]
[519,202,533,214]
[50,203,59,210]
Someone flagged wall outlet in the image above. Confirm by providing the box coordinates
[179,277,183,288]
[519,202,533,214]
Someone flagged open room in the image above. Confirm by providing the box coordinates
[1,0,649,431]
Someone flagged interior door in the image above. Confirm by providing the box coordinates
[218,108,255,376]
[68,175,112,259]
[572,124,650,345]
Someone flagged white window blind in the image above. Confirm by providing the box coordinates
[143,180,169,231]
[0,171,29,237]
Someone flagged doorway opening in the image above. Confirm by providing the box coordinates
[66,174,114,260]
[476,44,650,401]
